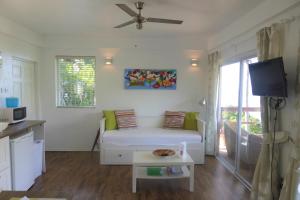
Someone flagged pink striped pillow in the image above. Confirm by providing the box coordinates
[163,111,185,128]
[115,109,137,129]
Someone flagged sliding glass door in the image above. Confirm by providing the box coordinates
[238,57,262,184]
[217,57,262,186]
[217,62,240,168]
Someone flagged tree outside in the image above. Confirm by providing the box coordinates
[57,57,96,107]
[222,111,262,134]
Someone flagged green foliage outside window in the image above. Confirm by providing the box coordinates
[57,56,96,107]
[222,111,262,134]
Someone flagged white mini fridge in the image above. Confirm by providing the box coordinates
[10,131,35,191]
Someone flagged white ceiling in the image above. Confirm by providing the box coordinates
[0,0,264,38]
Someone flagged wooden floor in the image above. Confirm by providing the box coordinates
[4,152,250,200]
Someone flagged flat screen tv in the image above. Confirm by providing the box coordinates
[248,57,287,97]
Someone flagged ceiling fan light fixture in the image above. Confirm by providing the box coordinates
[136,23,143,30]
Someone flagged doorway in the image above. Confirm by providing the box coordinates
[217,57,263,187]
[12,58,37,119]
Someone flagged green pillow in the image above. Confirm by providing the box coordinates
[103,110,117,130]
[183,112,199,131]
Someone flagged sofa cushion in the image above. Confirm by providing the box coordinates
[103,127,202,145]
[183,112,199,131]
[163,111,185,128]
[103,110,117,130]
[115,109,137,129]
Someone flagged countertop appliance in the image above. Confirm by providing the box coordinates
[10,131,35,191]
[0,107,27,124]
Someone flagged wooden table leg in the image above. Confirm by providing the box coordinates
[132,165,137,193]
[189,164,194,192]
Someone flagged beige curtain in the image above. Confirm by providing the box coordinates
[251,23,287,200]
[295,37,300,94]
[279,139,300,200]
[206,51,220,155]
[257,24,284,133]
[279,31,300,200]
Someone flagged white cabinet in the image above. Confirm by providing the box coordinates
[0,167,12,190]
[0,136,10,172]
[10,132,35,191]
[0,136,11,191]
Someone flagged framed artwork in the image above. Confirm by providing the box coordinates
[124,69,177,90]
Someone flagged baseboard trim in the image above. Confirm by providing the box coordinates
[45,148,99,152]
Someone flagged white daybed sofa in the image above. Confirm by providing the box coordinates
[99,116,206,165]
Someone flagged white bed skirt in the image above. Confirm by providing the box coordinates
[100,142,205,165]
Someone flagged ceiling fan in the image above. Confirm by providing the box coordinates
[114,1,183,30]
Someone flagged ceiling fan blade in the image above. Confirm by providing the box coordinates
[116,4,138,17]
[147,18,183,24]
[114,19,136,28]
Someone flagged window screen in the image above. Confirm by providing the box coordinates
[56,56,96,107]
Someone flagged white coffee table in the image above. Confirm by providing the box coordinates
[132,151,194,193]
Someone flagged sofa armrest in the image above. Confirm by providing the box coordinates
[99,118,106,143]
[196,118,206,142]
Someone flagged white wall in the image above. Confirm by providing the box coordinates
[40,36,208,151]
[208,0,300,51]
[0,13,208,151]
[0,15,42,113]
[208,0,300,176]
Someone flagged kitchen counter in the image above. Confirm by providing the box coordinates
[0,120,46,139]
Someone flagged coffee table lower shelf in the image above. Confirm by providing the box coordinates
[135,166,190,179]
[132,151,194,193]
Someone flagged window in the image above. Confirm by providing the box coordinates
[56,56,96,107]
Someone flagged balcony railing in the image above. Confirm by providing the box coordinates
[221,106,260,112]
[220,106,261,125]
